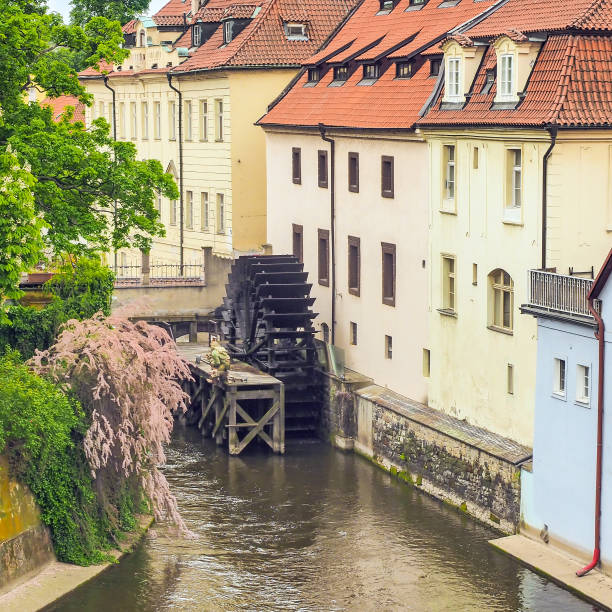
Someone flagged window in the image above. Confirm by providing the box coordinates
[139,30,145,47]
[285,23,307,39]
[481,69,495,94]
[472,263,478,286]
[130,102,137,138]
[430,58,441,77]
[443,145,456,205]
[506,148,522,214]
[142,101,149,139]
[185,101,193,140]
[333,66,349,82]
[98,101,104,118]
[292,223,303,263]
[381,155,394,198]
[318,150,328,188]
[186,190,193,229]
[170,199,177,226]
[169,101,176,140]
[154,101,161,139]
[350,322,358,346]
[385,335,393,359]
[156,192,162,213]
[348,152,359,192]
[200,100,208,141]
[446,57,461,100]
[442,255,456,312]
[318,229,330,286]
[396,61,413,79]
[410,0,427,4]
[489,269,514,332]
[193,24,201,46]
[507,364,514,395]
[554,358,566,397]
[577,365,590,404]
[499,54,514,100]
[321,322,330,343]
[215,99,223,141]
[223,20,232,44]
[381,242,396,306]
[118,102,126,138]
[473,146,479,170]
[348,236,360,296]
[379,0,395,12]
[292,147,301,184]
[308,67,320,83]
[423,348,430,377]
[216,193,225,233]
[363,64,379,80]
[201,192,209,231]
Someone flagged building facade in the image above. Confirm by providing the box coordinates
[80,0,358,271]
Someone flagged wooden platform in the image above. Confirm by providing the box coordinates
[177,344,285,455]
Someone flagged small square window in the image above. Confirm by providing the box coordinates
[350,322,358,346]
[553,358,566,397]
[481,69,495,94]
[396,61,413,79]
[472,263,478,286]
[423,348,430,377]
[430,58,441,77]
[363,64,380,80]
[333,65,349,81]
[385,335,393,359]
[507,364,514,395]
[308,67,320,83]
[576,364,590,405]
[473,146,479,170]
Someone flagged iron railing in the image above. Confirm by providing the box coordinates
[112,261,205,286]
[527,270,595,317]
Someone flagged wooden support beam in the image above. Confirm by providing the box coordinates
[235,401,278,454]
[234,390,277,401]
[228,392,239,454]
[234,403,274,450]
[213,395,229,443]
[198,388,218,430]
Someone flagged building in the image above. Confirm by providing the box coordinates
[417,0,612,445]
[520,249,612,574]
[79,0,358,273]
[258,0,505,405]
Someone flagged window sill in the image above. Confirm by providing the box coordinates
[381,192,394,199]
[217,231,226,235]
[215,139,224,143]
[348,288,360,297]
[319,279,329,287]
[199,138,208,142]
[439,206,457,215]
[437,308,457,318]
[502,219,523,227]
[487,325,513,336]
[169,138,177,142]
[292,179,302,185]
[575,399,591,409]
[551,392,567,402]
[382,298,396,307]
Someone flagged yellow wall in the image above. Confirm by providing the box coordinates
[229,69,297,253]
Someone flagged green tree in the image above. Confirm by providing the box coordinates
[0,0,178,308]
[70,0,150,27]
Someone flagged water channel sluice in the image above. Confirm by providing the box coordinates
[49,425,598,612]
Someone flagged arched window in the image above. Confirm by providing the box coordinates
[488,269,514,332]
[139,30,145,47]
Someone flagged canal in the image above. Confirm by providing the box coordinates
[50,425,596,611]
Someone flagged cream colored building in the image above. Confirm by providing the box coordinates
[80,0,358,272]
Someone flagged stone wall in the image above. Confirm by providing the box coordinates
[322,378,531,535]
[0,456,54,593]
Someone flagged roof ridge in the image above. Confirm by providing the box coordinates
[546,34,577,124]
[571,0,606,28]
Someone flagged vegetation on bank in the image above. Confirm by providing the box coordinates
[0,258,189,564]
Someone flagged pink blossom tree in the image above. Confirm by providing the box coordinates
[30,313,192,530]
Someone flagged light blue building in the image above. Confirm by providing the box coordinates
[521,249,612,575]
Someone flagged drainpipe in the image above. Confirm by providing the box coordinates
[103,76,118,272]
[577,296,606,577]
[541,125,558,270]
[167,73,184,272]
[319,123,336,345]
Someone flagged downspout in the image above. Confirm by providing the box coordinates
[103,76,118,271]
[319,123,336,345]
[541,125,558,270]
[167,73,184,272]
[577,296,605,577]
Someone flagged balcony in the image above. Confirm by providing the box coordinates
[522,269,598,323]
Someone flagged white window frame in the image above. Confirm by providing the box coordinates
[185,100,193,141]
[576,364,591,406]
[154,101,161,139]
[223,21,232,44]
[200,100,208,141]
[489,269,514,332]
[441,255,456,313]
[186,190,193,230]
[130,101,137,139]
[216,193,225,233]
[441,144,456,211]
[118,102,126,139]
[142,101,149,139]
[201,192,209,231]
[504,147,523,223]
[553,357,567,399]
[169,101,176,141]
[498,53,515,101]
[98,101,104,119]
[446,57,461,102]
[215,99,223,141]
[193,24,201,46]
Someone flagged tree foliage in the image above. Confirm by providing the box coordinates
[70,0,150,28]
[0,0,178,305]
[30,313,192,529]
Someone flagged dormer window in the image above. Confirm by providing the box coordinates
[481,69,495,94]
[193,24,202,46]
[446,57,461,101]
[498,54,514,100]
[363,64,379,80]
[430,58,441,77]
[333,66,349,81]
[308,67,320,83]
[223,21,232,44]
[396,61,413,79]
[284,22,308,40]
[378,0,398,13]
[407,0,427,8]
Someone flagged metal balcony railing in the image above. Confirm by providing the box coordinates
[112,261,205,287]
[527,270,596,317]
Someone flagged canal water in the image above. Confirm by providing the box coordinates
[51,425,597,611]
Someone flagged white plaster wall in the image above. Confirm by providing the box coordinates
[266,130,430,404]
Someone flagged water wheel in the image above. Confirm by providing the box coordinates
[220,254,321,438]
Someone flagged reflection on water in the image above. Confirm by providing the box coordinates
[50,425,597,611]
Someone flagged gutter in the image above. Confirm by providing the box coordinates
[103,76,119,271]
[167,73,184,272]
[319,124,336,345]
[541,125,558,270]
[577,294,606,577]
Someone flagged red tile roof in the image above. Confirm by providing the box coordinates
[123,19,138,34]
[258,0,500,129]
[154,0,191,18]
[174,0,359,72]
[41,95,86,123]
[419,34,612,128]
